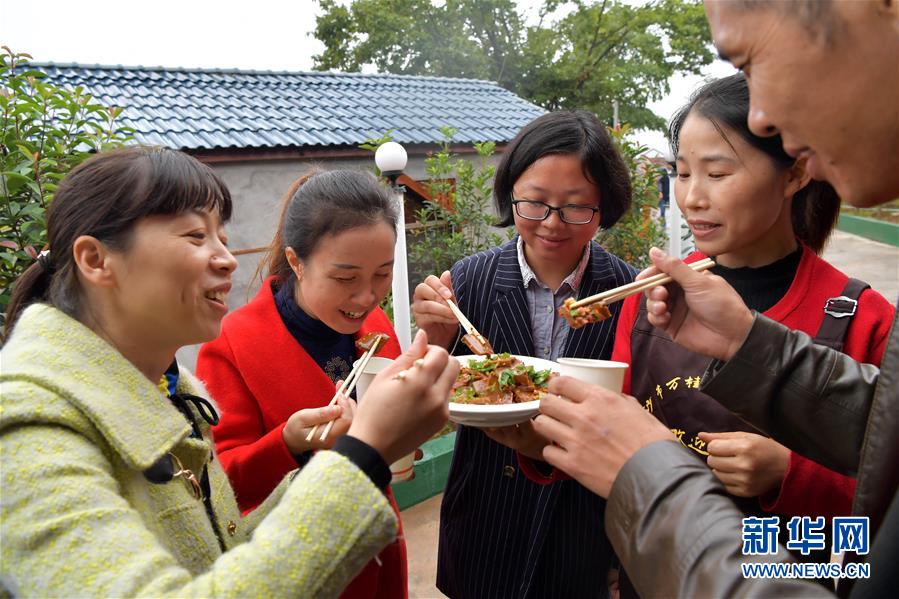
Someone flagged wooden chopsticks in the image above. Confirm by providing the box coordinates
[306,336,384,443]
[446,299,494,354]
[446,299,479,338]
[570,257,716,309]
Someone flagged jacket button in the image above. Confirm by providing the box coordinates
[503,465,516,478]
[227,520,237,536]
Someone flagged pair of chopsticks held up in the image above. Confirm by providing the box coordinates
[306,334,386,443]
[570,257,716,309]
[446,257,716,338]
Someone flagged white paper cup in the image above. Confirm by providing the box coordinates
[352,356,395,399]
[388,452,415,483]
[351,356,415,483]
[556,358,628,393]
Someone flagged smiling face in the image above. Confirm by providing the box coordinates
[290,222,395,334]
[107,209,236,349]
[704,0,899,206]
[512,153,601,279]
[675,113,799,268]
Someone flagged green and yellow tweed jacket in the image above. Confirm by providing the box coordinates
[0,304,397,597]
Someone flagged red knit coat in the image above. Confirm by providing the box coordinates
[196,277,406,599]
[611,247,895,518]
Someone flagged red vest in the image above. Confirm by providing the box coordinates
[612,247,895,519]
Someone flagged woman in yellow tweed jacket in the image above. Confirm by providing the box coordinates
[0,147,457,597]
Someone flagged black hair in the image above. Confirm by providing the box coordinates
[5,146,232,338]
[493,110,632,229]
[259,169,397,282]
[668,73,840,253]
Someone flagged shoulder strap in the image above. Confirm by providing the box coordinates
[812,277,870,352]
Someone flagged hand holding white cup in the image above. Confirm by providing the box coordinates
[353,356,420,481]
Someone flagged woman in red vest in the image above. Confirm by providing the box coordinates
[197,170,407,599]
[611,74,895,595]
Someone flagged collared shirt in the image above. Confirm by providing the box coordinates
[516,237,591,360]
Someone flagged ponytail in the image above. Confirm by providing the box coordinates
[254,172,318,287]
[791,180,841,254]
[4,261,52,341]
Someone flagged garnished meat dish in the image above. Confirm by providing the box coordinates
[356,331,390,352]
[461,332,494,356]
[559,297,612,329]
[451,353,555,405]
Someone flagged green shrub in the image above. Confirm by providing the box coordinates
[1,48,132,335]
[407,126,506,282]
[596,125,667,269]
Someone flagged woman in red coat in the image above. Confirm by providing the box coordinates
[197,170,407,599]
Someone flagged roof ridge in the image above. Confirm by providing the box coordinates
[28,61,546,151]
[31,62,502,86]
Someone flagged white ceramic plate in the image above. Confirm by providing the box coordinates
[448,354,557,427]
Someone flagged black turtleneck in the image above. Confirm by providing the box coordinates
[273,277,355,385]
[272,278,391,491]
[710,247,802,314]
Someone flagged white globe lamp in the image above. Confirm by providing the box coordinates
[375,142,408,181]
[375,141,412,351]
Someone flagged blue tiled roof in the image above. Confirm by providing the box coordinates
[37,64,546,151]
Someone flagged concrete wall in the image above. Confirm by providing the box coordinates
[177,152,501,371]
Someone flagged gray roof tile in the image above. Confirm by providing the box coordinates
[36,63,545,151]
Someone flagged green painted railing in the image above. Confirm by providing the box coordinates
[394,432,456,510]
[837,214,899,247]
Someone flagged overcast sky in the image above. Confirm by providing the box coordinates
[0,0,735,155]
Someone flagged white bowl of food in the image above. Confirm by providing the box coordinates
[448,353,558,427]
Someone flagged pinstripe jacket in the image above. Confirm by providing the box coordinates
[437,238,637,599]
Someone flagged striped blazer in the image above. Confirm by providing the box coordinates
[437,238,637,599]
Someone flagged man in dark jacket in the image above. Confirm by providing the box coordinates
[532,0,899,596]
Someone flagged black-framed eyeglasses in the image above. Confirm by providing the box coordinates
[511,198,599,225]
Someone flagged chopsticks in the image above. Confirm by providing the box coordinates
[446,299,480,338]
[570,257,716,309]
[306,336,384,443]
[446,299,494,354]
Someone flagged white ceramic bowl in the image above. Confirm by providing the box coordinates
[448,354,558,427]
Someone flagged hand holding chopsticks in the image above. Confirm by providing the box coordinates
[642,248,753,362]
[306,335,385,443]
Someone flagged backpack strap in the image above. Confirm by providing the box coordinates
[812,277,870,352]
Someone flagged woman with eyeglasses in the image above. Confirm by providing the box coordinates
[412,110,636,598]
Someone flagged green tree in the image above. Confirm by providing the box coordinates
[314,0,713,130]
[596,124,666,268]
[1,48,132,335]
